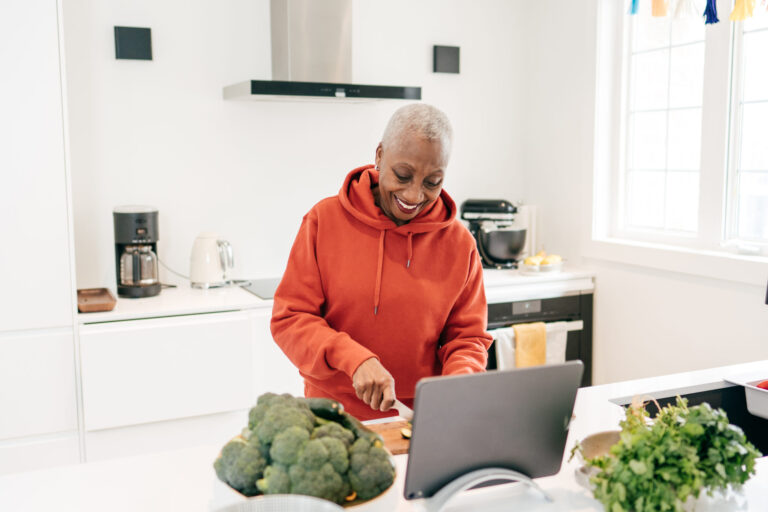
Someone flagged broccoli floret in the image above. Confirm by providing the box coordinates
[311,422,355,448]
[260,436,351,504]
[213,435,268,497]
[257,464,291,494]
[256,403,315,444]
[289,462,350,504]
[270,426,310,466]
[348,437,395,500]
[248,393,315,431]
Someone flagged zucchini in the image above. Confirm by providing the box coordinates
[303,397,346,422]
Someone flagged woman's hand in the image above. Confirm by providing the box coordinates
[352,357,396,412]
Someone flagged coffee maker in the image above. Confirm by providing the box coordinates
[460,199,527,269]
[113,206,161,298]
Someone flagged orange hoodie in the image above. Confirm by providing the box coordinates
[271,166,492,420]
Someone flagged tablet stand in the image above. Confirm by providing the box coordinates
[415,467,554,512]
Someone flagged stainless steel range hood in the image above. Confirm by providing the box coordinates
[223,0,421,102]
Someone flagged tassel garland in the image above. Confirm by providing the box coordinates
[652,0,669,16]
[704,0,719,23]
[730,0,756,20]
[630,0,640,15]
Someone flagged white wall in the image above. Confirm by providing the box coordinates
[62,0,526,288]
[521,0,768,384]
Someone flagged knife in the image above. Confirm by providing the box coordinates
[393,398,414,421]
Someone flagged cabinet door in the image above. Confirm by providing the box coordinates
[0,0,74,332]
[80,311,253,431]
[251,310,304,397]
[85,410,246,462]
[0,434,79,476]
[0,329,78,440]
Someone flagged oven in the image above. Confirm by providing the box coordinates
[485,292,593,387]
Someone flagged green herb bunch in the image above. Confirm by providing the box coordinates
[585,397,761,512]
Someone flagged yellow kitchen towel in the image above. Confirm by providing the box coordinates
[513,322,547,368]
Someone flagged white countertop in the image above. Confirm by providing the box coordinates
[483,267,595,303]
[78,268,596,324]
[2,359,766,511]
[78,285,270,324]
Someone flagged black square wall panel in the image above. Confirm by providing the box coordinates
[115,26,152,60]
[433,45,460,74]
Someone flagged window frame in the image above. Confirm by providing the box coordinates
[586,0,768,286]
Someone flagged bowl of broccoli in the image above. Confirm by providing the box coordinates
[214,393,397,510]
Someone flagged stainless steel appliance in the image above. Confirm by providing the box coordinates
[460,199,527,269]
[113,206,161,298]
[486,292,593,387]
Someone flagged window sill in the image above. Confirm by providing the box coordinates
[583,237,768,286]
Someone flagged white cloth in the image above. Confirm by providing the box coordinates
[492,321,569,370]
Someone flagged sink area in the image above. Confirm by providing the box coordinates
[614,384,768,455]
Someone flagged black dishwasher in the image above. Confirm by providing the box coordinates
[486,293,593,387]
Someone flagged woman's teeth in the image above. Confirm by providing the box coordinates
[395,196,419,212]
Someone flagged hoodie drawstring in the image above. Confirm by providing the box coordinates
[374,230,385,315]
[406,232,413,269]
[374,230,414,315]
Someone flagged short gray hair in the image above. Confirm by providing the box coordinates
[381,103,453,160]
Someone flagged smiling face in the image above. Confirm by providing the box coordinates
[374,133,448,226]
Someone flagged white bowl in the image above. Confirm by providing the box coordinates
[724,374,768,420]
[214,495,344,512]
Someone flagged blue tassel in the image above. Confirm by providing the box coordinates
[630,0,640,14]
[704,0,719,23]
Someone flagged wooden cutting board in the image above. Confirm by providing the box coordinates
[367,419,411,455]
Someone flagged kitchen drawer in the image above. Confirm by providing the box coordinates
[0,433,80,476]
[0,329,78,440]
[85,410,246,462]
[80,311,253,431]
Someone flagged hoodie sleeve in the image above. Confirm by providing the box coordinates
[271,210,378,380]
[437,249,493,375]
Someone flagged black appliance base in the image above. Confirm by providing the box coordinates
[117,283,161,298]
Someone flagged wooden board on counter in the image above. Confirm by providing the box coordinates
[367,419,411,455]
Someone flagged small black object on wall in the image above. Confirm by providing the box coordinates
[433,45,460,74]
[114,26,152,60]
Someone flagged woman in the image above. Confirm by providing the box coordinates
[271,104,492,420]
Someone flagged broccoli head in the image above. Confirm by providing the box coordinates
[289,462,350,504]
[248,393,315,432]
[311,421,355,449]
[257,464,291,494]
[260,436,351,504]
[348,437,395,500]
[270,426,310,466]
[213,435,268,497]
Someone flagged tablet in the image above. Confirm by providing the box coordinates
[403,361,583,499]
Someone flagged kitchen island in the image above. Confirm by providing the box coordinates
[2,360,766,512]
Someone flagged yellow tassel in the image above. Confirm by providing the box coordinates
[652,0,669,16]
[730,0,757,20]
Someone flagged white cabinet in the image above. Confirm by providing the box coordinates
[84,410,246,462]
[0,329,78,440]
[0,0,75,333]
[80,311,254,431]
[250,309,304,397]
[0,434,80,476]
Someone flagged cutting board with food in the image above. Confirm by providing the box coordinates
[366,419,411,455]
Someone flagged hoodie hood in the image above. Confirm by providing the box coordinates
[338,165,457,315]
[338,165,456,233]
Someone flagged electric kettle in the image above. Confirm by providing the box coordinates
[190,232,233,288]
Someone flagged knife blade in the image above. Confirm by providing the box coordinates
[393,398,414,421]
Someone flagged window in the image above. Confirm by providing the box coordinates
[727,14,768,246]
[603,1,768,257]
